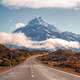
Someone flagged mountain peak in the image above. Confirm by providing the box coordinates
[28,17,48,26]
[14,17,80,41]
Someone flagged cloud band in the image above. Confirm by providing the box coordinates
[1,0,80,9]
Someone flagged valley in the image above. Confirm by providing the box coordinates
[0,44,47,73]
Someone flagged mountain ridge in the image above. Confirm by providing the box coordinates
[14,17,80,42]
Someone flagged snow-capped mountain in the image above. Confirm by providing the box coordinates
[14,17,80,42]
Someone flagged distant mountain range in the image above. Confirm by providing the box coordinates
[14,17,80,42]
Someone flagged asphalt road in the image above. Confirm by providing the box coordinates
[0,55,80,80]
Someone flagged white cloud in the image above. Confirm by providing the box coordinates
[15,23,25,29]
[0,32,31,47]
[0,32,79,50]
[1,0,80,9]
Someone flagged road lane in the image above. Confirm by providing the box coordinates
[31,58,80,80]
[0,55,80,80]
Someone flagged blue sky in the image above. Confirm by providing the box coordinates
[0,0,80,34]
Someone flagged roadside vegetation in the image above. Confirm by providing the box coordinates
[0,44,30,67]
[37,49,80,74]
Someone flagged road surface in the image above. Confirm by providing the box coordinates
[0,55,80,80]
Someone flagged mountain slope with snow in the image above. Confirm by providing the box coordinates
[14,17,80,42]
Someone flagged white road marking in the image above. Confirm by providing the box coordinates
[30,65,35,78]
[32,74,34,78]
[47,66,80,78]
[37,64,80,78]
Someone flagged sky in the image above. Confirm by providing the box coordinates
[0,0,80,34]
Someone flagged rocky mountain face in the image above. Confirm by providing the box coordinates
[14,17,80,42]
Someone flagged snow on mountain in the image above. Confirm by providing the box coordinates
[14,17,60,41]
[14,17,80,42]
